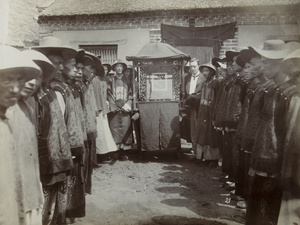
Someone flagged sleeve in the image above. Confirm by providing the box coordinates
[55,91,66,117]
[281,94,300,187]
[107,82,117,112]
[122,82,133,112]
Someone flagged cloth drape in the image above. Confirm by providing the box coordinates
[176,46,214,64]
[161,22,237,57]
[139,101,180,151]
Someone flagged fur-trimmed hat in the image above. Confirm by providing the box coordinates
[225,51,240,62]
[85,52,105,76]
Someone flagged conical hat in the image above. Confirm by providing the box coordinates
[21,49,55,78]
[199,62,216,73]
[0,45,41,80]
[112,59,127,71]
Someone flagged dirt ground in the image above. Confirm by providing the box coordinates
[75,148,246,225]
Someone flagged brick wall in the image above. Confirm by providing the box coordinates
[39,6,300,58]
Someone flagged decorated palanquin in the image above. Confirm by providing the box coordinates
[127,43,190,151]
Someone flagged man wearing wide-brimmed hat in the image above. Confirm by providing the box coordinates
[277,48,300,225]
[212,57,227,80]
[102,63,113,81]
[5,49,55,225]
[195,62,220,166]
[86,53,118,162]
[31,36,75,225]
[0,45,41,225]
[124,64,141,150]
[231,48,271,209]
[246,40,300,225]
[213,50,247,184]
[107,59,133,161]
[54,48,89,222]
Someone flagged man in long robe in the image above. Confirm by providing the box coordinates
[0,45,41,225]
[32,37,75,225]
[246,40,300,225]
[196,62,220,164]
[107,60,133,161]
[277,48,300,225]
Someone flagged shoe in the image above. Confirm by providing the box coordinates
[119,154,128,161]
[236,200,247,209]
[225,182,236,191]
[195,159,204,164]
[231,195,244,202]
[218,158,222,167]
[109,158,118,165]
[208,161,218,168]
[219,175,228,183]
[93,163,102,168]
[66,217,76,224]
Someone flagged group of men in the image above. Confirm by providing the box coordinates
[182,40,300,225]
[1,35,300,225]
[0,36,136,225]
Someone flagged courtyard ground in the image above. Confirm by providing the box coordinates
[75,149,246,225]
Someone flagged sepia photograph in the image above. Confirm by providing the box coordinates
[0,0,300,224]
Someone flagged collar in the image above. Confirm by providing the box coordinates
[115,74,123,80]
[0,106,7,120]
[192,72,200,79]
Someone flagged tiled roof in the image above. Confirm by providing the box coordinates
[40,0,299,17]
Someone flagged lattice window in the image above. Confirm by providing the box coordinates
[79,45,118,65]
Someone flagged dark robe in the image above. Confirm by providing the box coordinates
[107,75,133,147]
[276,75,300,225]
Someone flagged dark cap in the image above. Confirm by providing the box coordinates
[239,48,260,63]
[225,51,240,62]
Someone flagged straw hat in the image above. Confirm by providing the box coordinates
[31,36,77,60]
[199,62,216,73]
[112,59,127,71]
[102,63,112,73]
[0,45,41,80]
[249,40,297,60]
[21,50,55,78]
[280,49,300,75]
[85,52,105,76]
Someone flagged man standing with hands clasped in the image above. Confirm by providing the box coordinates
[107,59,133,163]
[183,58,206,162]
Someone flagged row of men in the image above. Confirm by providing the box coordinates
[0,36,136,225]
[182,40,300,225]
